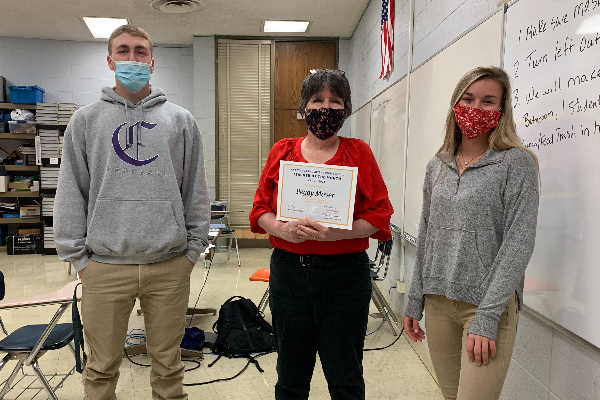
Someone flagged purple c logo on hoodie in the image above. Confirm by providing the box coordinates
[112,121,159,166]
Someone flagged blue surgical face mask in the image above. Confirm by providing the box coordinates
[111,58,151,93]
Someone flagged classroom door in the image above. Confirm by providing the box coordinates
[274,41,336,143]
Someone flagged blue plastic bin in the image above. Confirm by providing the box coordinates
[7,85,45,104]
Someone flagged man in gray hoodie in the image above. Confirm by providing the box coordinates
[54,25,209,400]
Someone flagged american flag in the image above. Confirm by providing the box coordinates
[379,0,395,79]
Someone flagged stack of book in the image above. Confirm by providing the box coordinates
[0,200,18,218]
[40,167,59,189]
[38,129,61,158]
[58,103,78,125]
[35,103,59,124]
[43,225,56,249]
[18,144,37,165]
[8,176,35,192]
[42,196,54,217]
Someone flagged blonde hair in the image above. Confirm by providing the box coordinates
[438,66,538,170]
[108,25,153,56]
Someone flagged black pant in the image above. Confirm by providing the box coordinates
[269,248,372,400]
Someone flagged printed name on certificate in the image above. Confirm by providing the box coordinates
[276,161,358,230]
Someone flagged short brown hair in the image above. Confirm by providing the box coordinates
[298,69,352,117]
[108,24,153,56]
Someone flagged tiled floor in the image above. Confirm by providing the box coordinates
[0,248,442,399]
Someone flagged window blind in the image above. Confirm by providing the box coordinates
[217,41,272,227]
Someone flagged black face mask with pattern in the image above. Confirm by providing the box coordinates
[304,108,346,140]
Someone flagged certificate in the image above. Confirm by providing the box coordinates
[276,161,358,230]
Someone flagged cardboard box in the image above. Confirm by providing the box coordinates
[18,228,41,235]
[19,205,40,218]
[7,235,43,255]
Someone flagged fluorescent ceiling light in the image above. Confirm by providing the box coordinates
[576,14,600,34]
[83,17,129,39]
[263,21,309,33]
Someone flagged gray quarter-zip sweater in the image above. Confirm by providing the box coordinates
[404,147,539,340]
[54,86,210,272]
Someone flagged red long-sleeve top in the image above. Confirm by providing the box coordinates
[249,137,394,255]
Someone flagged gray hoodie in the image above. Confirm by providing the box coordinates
[54,86,210,272]
[404,147,539,340]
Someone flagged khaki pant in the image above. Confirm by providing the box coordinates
[81,253,194,400]
[424,294,519,400]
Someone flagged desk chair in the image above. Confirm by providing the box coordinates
[370,237,401,335]
[0,277,83,400]
[211,204,241,267]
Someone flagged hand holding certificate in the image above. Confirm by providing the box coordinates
[276,161,358,230]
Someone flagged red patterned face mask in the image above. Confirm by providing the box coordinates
[305,108,346,140]
[453,104,501,140]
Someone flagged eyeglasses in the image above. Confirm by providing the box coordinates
[309,69,346,77]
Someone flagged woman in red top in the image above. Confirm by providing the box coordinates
[249,69,393,400]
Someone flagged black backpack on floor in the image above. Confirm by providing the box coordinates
[212,296,274,356]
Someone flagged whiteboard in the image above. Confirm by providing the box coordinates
[349,102,371,142]
[504,0,600,348]
[403,10,504,237]
[369,78,408,228]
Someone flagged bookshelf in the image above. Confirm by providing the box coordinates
[0,133,37,139]
[0,103,37,110]
[0,217,40,224]
[0,192,39,198]
[0,102,42,251]
[1,102,76,254]
[4,165,38,171]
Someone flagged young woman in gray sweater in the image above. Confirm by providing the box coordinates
[403,66,540,400]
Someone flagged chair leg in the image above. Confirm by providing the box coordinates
[227,237,231,260]
[0,353,10,372]
[232,235,241,267]
[0,359,24,398]
[258,287,270,313]
[32,360,59,400]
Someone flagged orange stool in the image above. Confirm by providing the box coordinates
[249,268,270,313]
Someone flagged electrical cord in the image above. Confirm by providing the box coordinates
[124,329,202,372]
[187,257,213,328]
[364,326,405,351]
[123,347,202,372]
[364,285,406,351]
[183,351,275,387]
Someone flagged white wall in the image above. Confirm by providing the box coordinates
[337,39,352,138]
[0,37,194,109]
[347,0,411,109]
[192,37,216,201]
[346,1,600,399]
